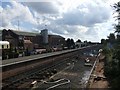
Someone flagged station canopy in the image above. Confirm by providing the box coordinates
[0,41,9,45]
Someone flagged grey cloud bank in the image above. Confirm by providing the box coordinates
[24,2,59,14]
[56,1,111,27]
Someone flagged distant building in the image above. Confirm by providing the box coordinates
[2,29,19,49]
[48,34,65,49]
[75,42,86,48]
[34,35,43,48]
[75,42,82,48]
[2,29,66,51]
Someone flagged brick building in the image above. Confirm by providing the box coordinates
[2,29,39,52]
[2,29,66,52]
[48,35,66,49]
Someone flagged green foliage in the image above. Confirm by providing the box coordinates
[115,25,120,33]
[101,39,106,44]
[103,47,120,88]
[66,38,75,49]
[111,76,120,89]
[104,58,119,77]
[76,39,81,42]
[107,33,116,44]
[102,1,120,88]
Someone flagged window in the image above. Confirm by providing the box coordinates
[7,45,8,48]
[2,45,4,49]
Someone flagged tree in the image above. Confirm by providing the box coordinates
[66,38,75,49]
[70,39,75,48]
[113,2,120,23]
[101,39,106,44]
[66,38,71,49]
[84,40,87,43]
[107,33,116,44]
[76,39,81,42]
[103,2,120,88]
[113,1,120,33]
[115,25,120,33]
[114,2,120,74]
[70,39,75,45]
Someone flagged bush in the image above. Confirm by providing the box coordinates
[110,76,120,89]
[24,51,30,56]
[14,52,19,58]
[8,53,14,59]
[103,48,120,89]
[2,54,7,60]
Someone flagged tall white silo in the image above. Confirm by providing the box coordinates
[41,29,48,44]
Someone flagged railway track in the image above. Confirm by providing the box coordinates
[2,56,75,89]
[2,50,79,80]
[2,45,101,89]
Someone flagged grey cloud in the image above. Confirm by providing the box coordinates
[2,21,9,27]
[85,27,98,37]
[0,0,113,42]
[56,1,111,27]
[24,2,59,14]
[1,1,37,28]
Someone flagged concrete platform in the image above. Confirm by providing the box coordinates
[1,45,98,67]
[1,48,81,67]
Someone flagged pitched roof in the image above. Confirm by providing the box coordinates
[0,41,9,45]
[48,34,65,39]
[12,30,39,36]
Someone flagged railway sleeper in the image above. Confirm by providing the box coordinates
[2,55,77,89]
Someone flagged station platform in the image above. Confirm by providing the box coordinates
[1,48,81,67]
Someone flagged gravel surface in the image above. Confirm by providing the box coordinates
[34,55,96,89]
[88,61,109,88]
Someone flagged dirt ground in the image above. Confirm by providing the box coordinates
[88,59,109,88]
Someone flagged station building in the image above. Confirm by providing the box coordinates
[1,29,65,52]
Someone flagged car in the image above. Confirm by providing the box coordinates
[85,58,90,63]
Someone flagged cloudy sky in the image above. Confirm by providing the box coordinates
[0,0,119,42]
